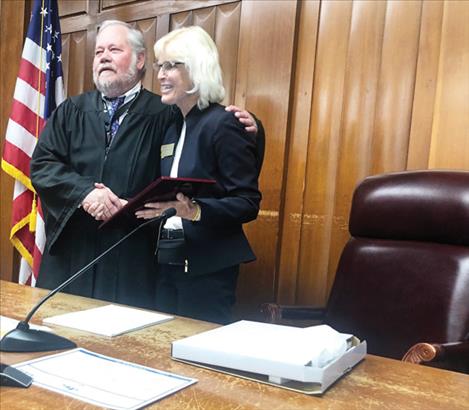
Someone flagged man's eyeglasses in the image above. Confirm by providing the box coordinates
[154,61,184,73]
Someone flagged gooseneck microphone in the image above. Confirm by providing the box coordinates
[0,208,177,354]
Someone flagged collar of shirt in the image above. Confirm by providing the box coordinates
[102,81,142,112]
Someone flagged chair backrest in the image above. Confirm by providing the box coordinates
[324,170,469,359]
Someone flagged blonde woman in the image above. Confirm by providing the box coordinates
[136,26,262,324]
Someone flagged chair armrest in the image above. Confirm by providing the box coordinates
[261,303,326,323]
[402,341,469,365]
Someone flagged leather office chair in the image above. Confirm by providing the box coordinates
[263,170,469,373]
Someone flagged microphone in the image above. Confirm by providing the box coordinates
[0,208,177,354]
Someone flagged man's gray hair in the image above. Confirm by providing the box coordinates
[98,20,146,78]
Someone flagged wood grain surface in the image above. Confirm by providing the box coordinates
[1,281,469,410]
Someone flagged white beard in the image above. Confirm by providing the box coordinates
[94,63,139,98]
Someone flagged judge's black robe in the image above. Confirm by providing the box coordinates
[31,89,173,309]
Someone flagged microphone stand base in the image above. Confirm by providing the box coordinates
[0,327,76,353]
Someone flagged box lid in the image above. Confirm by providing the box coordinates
[172,320,367,394]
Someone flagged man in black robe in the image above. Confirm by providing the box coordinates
[31,20,259,309]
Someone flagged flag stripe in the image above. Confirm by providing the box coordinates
[5,118,38,158]
[18,58,46,95]
[11,188,34,222]
[12,225,35,259]
[34,214,46,253]
[13,178,28,199]
[2,141,34,182]
[10,99,45,139]
[19,258,33,286]
[13,77,45,119]
[22,37,47,71]
[55,75,65,102]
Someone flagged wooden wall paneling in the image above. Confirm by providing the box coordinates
[97,0,235,22]
[370,0,422,174]
[60,34,71,96]
[233,0,299,318]
[428,1,469,170]
[98,1,155,23]
[66,31,89,97]
[193,6,216,38]
[155,13,170,42]
[102,0,143,9]
[58,0,88,17]
[58,0,96,34]
[84,15,99,94]
[407,0,444,170]
[153,14,170,95]
[60,0,98,96]
[60,14,97,35]
[170,11,193,31]
[215,2,242,106]
[322,0,422,304]
[0,0,28,281]
[284,0,353,306]
[135,18,157,93]
[323,0,387,297]
[276,0,320,304]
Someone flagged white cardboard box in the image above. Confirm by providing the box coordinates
[172,320,366,394]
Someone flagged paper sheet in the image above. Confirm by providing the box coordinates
[0,316,52,338]
[174,321,350,368]
[14,348,197,410]
[43,304,173,337]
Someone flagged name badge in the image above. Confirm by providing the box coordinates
[161,143,175,158]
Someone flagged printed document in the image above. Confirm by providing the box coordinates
[14,348,197,410]
[43,304,173,337]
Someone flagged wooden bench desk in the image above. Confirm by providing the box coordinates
[1,280,468,409]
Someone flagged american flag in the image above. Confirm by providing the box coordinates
[1,0,64,285]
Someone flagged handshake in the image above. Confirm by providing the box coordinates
[81,182,127,221]
[82,182,199,222]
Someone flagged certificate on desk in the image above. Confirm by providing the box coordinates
[14,348,197,410]
[43,304,173,337]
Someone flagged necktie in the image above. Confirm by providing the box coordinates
[107,96,125,143]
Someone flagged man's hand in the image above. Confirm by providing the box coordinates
[225,105,258,134]
[135,193,199,221]
[82,182,123,220]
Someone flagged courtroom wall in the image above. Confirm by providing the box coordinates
[1,0,468,320]
[277,0,469,307]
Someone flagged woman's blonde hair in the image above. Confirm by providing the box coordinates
[154,26,225,109]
